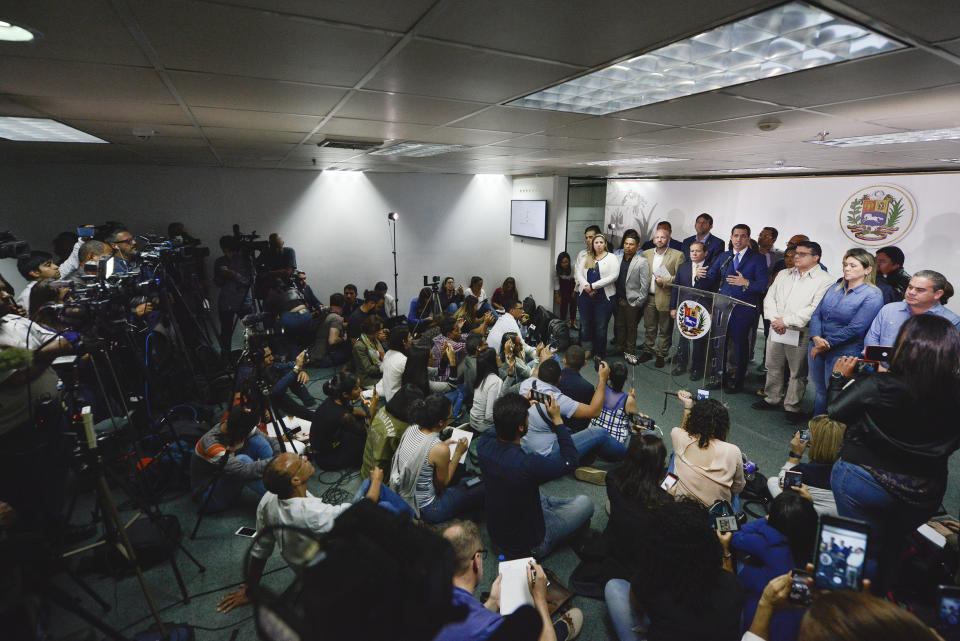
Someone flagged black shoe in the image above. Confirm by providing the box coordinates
[724,383,743,394]
[671,366,687,376]
[704,377,722,390]
[655,356,665,368]
[636,351,653,363]
[785,411,807,425]
[752,400,779,411]
[689,370,704,381]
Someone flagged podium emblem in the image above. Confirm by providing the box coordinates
[677,300,711,340]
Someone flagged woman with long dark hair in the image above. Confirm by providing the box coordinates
[469,348,503,432]
[722,492,818,641]
[401,344,456,396]
[406,286,437,331]
[438,276,463,314]
[828,313,960,592]
[491,276,519,313]
[554,251,577,328]
[808,248,883,415]
[310,372,373,470]
[376,326,411,402]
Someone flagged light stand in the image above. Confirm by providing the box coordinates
[388,212,400,314]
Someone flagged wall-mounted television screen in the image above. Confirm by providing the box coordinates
[510,200,547,239]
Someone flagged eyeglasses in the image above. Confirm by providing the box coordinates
[115,237,134,244]
[793,251,812,257]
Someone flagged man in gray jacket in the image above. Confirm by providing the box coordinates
[612,229,651,356]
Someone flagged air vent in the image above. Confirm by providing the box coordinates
[317,138,382,151]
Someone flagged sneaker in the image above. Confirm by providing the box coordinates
[574,467,607,486]
[554,608,584,641]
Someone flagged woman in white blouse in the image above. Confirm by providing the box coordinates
[376,326,412,401]
[578,233,620,359]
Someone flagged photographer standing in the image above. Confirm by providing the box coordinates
[828,314,960,593]
[214,236,253,356]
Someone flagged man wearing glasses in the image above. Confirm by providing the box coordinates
[752,241,834,425]
[107,228,140,274]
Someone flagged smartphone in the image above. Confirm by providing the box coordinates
[77,226,95,238]
[783,469,803,490]
[529,389,549,404]
[660,473,679,491]
[631,414,655,430]
[548,338,559,351]
[235,526,257,538]
[623,352,638,365]
[800,429,811,442]
[938,585,960,641]
[715,514,740,532]
[788,569,814,606]
[697,389,710,400]
[813,515,870,591]
[465,476,482,488]
[863,345,892,363]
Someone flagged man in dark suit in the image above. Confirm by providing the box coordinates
[640,220,682,252]
[680,213,726,266]
[701,224,769,393]
[670,241,713,379]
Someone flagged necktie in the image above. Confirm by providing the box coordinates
[733,251,741,272]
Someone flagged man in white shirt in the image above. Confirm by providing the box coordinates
[487,299,530,351]
[216,454,387,613]
[15,251,60,314]
[753,241,834,424]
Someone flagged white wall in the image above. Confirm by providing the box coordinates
[510,176,569,307]
[605,173,960,312]
[0,166,516,311]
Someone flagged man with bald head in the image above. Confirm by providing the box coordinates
[217,455,385,613]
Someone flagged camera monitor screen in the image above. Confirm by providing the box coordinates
[814,516,869,591]
[510,200,547,240]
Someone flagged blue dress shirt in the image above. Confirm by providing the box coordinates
[864,301,960,347]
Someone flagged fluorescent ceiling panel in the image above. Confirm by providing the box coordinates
[0,117,107,143]
[369,142,471,157]
[508,2,903,116]
[0,20,34,42]
[581,156,688,166]
[809,126,960,147]
[939,158,960,163]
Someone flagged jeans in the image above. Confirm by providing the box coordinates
[546,425,629,462]
[353,478,417,521]
[530,492,594,558]
[808,349,850,415]
[831,459,935,593]
[201,434,274,513]
[278,308,313,359]
[446,387,465,419]
[578,293,615,357]
[605,579,646,641]
[419,477,486,524]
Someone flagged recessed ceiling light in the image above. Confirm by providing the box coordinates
[581,157,688,166]
[808,127,960,147]
[369,142,471,157]
[938,158,960,163]
[508,2,903,115]
[706,166,812,173]
[0,117,106,143]
[0,20,35,42]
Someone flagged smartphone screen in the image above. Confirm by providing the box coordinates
[784,470,803,490]
[939,585,960,641]
[863,345,892,363]
[814,516,869,591]
[715,515,739,532]
[788,569,813,606]
[235,526,257,538]
[660,473,678,491]
[696,389,710,400]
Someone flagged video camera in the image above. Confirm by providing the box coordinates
[232,224,269,253]
[241,312,284,352]
[423,275,441,291]
[54,256,160,331]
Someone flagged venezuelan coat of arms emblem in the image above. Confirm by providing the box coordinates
[676,301,711,340]
[840,185,916,247]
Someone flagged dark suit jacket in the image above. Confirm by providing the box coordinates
[681,233,725,266]
[640,238,682,252]
[670,260,714,310]
[704,248,769,306]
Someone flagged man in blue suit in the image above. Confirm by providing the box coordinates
[680,213,726,266]
[702,224,769,393]
[670,241,714,379]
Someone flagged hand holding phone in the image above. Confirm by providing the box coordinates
[813,515,870,592]
[783,469,803,490]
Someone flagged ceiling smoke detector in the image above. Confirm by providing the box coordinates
[757,118,781,132]
[132,127,155,141]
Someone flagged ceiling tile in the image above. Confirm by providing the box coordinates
[0,58,171,102]
[338,91,483,125]
[811,85,960,121]
[58,120,201,138]
[865,111,960,131]
[727,50,960,108]
[942,39,960,56]
[364,40,577,103]
[840,0,960,43]
[449,106,586,133]
[412,127,516,145]
[191,107,321,131]
[169,72,347,115]
[314,118,436,141]
[621,127,739,145]
[15,97,191,124]
[203,127,309,143]
[615,93,783,126]
[0,96,49,118]
[543,118,667,140]
[130,0,398,86]
[215,0,436,31]
[0,0,148,66]
[420,0,776,67]
[690,110,902,141]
